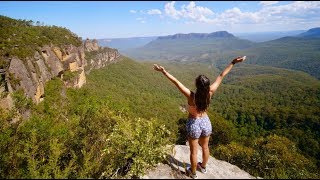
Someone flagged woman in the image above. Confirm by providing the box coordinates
[153,56,246,179]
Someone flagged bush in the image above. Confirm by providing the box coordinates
[62,70,77,81]
[213,142,255,170]
[102,115,172,178]
[12,89,32,114]
[209,112,238,146]
[0,15,82,59]
[213,134,319,179]
[0,76,173,178]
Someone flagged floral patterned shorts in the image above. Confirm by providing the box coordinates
[186,115,212,139]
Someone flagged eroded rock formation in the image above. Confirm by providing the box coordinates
[84,38,100,52]
[0,39,120,108]
[84,39,120,72]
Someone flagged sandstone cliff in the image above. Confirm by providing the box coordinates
[5,44,86,104]
[84,38,100,52]
[0,39,120,110]
[84,39,120,72]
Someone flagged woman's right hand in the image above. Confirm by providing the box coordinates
[153,64,165,72]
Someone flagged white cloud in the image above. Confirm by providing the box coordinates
[180,1,214,22]
[164,1,214,22]
[218,7,261,24]
[136,17,146,23]
[256,1,320,25]
[259,1,279,6]
[164,1,182,19]
[147,9,162,15]
[260,1,320,15]
[214,1,320,25]
[160,1,320,28]
[128,1,320,31]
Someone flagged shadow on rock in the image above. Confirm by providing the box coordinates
[163,154,191,178]
[176,118,188,145]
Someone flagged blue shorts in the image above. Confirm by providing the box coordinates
[186,115,212,139]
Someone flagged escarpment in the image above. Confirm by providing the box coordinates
[0,39,120,110]
[84,38,120,73]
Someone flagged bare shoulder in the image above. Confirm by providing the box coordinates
[188,91,195,105]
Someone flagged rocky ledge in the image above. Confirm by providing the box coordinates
[143,145,260,179]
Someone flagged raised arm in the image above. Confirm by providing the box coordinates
[153,64,191,98]
[209,56,246,96]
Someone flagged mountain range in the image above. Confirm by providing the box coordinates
[122,31,255,62]
[235,30,306,42]
[122,28,320,79]
[97,30,309,51]
[157,31,235,39]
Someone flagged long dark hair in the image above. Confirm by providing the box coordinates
[195,75,210,112]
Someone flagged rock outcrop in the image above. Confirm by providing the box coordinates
[143,145,259,179]
[84,40,120,72]
[5,44,86,103]
[0,39,120,108]
[0,93,13,110]
[84,38,100,52]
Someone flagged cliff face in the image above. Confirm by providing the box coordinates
[84,39,120,72]
[84,38,100,52]
[6,44,86,104]
[1,39,120,108]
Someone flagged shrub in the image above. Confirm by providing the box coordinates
[62,70,77,81]
[102,115,172,178]
[12,89,32,113]
[213,134,319,179]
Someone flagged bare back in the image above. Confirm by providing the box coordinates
[187,92,209,118]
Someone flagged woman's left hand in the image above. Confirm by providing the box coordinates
[232,56,246,64]
[153,64,165,72]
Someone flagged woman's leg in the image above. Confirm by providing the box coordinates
[198,135,210,167]
[188,136,199,174]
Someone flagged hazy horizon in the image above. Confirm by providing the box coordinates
[97,29,308,40]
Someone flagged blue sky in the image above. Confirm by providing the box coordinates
[1,1,320,39]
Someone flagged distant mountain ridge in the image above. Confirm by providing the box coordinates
[296,27,320,38]
[97,36,158,51]
[122,30,254,62]
[99,29,319,51]
[122,27,320,79]
[158,31,235,40]
[210,28,320,79]
[235,30,305,42]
